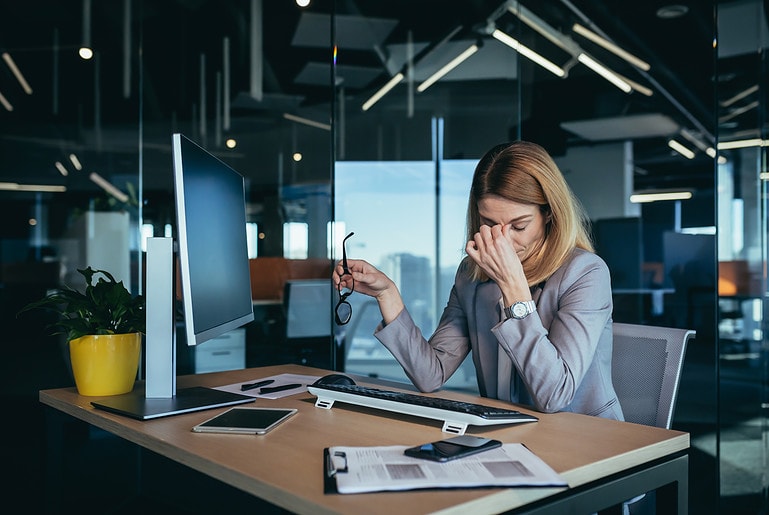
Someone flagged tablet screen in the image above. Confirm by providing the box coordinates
[192,407,297,434]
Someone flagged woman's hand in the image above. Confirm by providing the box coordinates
[333,258,405,324]
[465,224,530,304]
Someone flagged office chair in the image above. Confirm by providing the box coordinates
[611,322,695,515]
[612,323,695,429]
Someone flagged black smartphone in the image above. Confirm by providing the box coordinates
[404,435,502,462]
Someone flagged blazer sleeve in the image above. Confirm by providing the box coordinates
[492,251,613,413]
[374,276,472,392]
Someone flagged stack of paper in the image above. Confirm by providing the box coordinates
[325,443,566,494]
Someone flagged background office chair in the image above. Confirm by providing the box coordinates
[611,322,695,515]
[612,323,695,429]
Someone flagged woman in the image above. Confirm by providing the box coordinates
[334,141,623,420]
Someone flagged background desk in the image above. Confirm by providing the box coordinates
[40,364,689,514]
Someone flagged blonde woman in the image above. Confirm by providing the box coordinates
[334,141,622,419]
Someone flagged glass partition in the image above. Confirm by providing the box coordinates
[331,1,722,511]
[716,1,769,511]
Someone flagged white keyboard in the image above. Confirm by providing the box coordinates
[307,383,538,435]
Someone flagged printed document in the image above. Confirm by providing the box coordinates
[326,443,566,494]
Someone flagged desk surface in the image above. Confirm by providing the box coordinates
[40,364,689,515]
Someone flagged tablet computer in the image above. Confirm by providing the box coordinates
[192,406,297,435]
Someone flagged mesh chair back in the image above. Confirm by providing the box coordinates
[611,323,695,429]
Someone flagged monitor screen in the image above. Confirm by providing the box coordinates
[173,133,255,346]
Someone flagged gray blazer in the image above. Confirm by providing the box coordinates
[375,248,624,420]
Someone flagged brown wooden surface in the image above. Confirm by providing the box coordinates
[40,364,689,515]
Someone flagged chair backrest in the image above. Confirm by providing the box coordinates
[611,323,695,429]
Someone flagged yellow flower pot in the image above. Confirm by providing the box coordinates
[69,333,142,396]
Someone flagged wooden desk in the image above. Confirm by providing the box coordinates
[40,364,689,514]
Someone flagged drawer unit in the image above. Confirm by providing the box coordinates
[193,328,246,373]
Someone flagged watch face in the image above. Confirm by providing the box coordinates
[512,302,528,318]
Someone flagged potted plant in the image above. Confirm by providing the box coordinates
[20,266,145,396]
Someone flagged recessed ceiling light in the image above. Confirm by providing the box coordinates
[656,5,689,19]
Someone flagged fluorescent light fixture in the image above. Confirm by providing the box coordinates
[362,71,404,112]
[492,29,565,77]
[80,0,93,61]
[705,147,727,164]
[720,84,758,108]
[618,74,653,96]
[718,138,768,150]
[68,153,83,170]
[55,161,69,176]
[630,191,693,203]
[0,182,66,193]
[283,113,331,131]
[417,43,480,93]
[507,3,573,53]
[1,52,33,94]
[572,23,650,71]
[89,172,129,203]
[505,2,635,95]
[577,53,632,93]
[719,100,759,123]
[0,90,13,111]
[668,139,696,159]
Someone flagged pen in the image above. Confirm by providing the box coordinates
[241,379,275,391]
[259,383,302,395]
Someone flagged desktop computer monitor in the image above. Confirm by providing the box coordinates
[92,134,255,419]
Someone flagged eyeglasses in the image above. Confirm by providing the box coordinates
[335,231,355,325]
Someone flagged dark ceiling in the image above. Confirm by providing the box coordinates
[0,1,764,200]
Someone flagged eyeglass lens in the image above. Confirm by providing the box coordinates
[335,232,354,325]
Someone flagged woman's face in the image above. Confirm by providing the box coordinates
[477,195,548,262]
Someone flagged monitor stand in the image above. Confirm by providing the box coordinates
[91,385,254,420]
[91,237,253,420]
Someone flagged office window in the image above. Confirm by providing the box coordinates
[284,222,308,259]
[335,158,477,392]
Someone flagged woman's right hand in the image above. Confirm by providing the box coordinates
[333,258,405,324]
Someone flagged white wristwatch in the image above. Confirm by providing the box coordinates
[504,300,536,320]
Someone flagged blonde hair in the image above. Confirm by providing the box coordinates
[465,141,594,285]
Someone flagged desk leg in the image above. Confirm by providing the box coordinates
[521,454,688,514]
[43,407,65,515]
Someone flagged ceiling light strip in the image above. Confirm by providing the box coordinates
[668,139,696,159]
[283,113,331,131]
[89,172,129,203]
[507,2,574,53]
[417,43,480,93]
[718,138,768,150]
[54,161,69,176]
[492,29,565,77]
[572,23,650,71]
[0,91,13,111]
[720,84,758,108]
[615,73,653,97]
[719,100,759,123]
[69,153,83,170]
[630,191,692,203]
[577,53,632,92]
[362,72,404,111]
[0,182,66,193]
[2,52,33,94]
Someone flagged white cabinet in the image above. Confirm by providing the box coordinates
[193,328,246,373]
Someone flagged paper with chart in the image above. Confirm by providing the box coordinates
[326,442,566,494]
